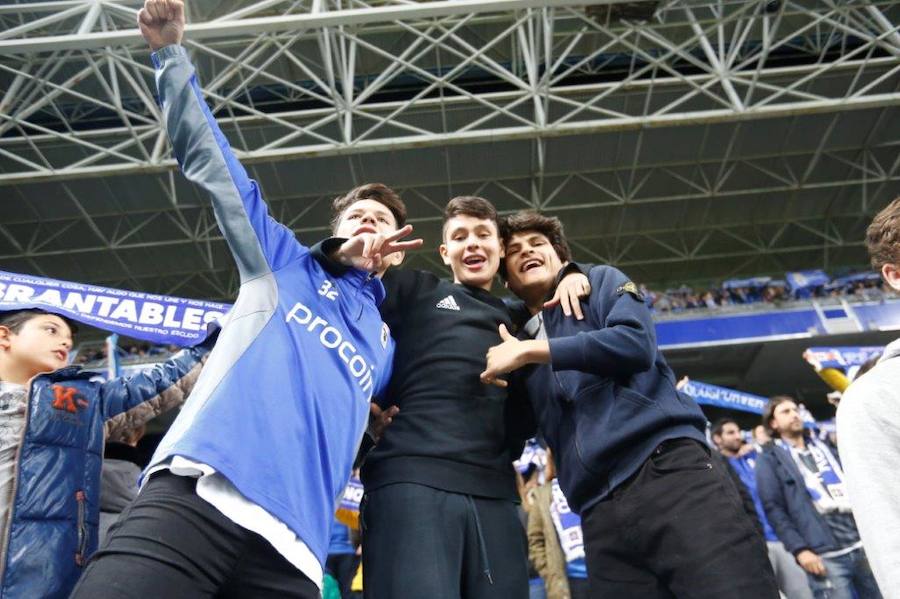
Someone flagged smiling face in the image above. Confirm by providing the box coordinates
[504,230,565,305]
[439,214,503,291]
[0,313,73,380]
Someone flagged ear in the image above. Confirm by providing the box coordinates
[0,325,12,351]
[439,243,451,266]
[882,263,900,292]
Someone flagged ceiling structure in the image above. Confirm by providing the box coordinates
[1,0,899,302]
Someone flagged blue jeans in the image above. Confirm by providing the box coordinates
[806,547,882,599]
[528,578,547,599]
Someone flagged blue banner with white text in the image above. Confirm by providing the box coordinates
[679,380,768,414]
[0,270,230,346]
[682,379,816,427]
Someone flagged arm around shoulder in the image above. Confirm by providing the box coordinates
[548,266,655,377]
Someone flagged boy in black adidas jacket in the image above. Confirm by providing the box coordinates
[482,211,779,599]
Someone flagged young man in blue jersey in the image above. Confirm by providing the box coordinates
[482,210,780,598]
[70,2,421,597]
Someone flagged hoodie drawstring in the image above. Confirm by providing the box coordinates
[465,494,494,585]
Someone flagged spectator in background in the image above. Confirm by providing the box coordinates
[0,308,210,598]
[712,419,813,599]
[99,425,146,546]
[645,270,893,315]
[838,196,900,597]
[527,450,588,599]
[516,445,549,599]
[754,424,772,448]
[756,397,881,599]
[325,517,359,599]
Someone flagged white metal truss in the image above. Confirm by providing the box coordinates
[0,0,898,184]
[1,129,896,294]
[0,0,898,297]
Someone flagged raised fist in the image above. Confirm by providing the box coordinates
[137,0,185,51]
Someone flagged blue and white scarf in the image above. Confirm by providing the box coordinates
[0,270,228,346]
[778,438,851,514]
[549,479,585,564]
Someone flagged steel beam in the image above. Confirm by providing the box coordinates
[0,0,623,54]
[2,90,898,186]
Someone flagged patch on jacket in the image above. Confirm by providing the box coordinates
[616,281,644,301]
[381,323,390,349]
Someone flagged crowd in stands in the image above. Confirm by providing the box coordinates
[645,270,896,313]
[73,341,179,367]
[68,271,897,370]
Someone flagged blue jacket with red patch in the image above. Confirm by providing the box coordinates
[0,347,208,599]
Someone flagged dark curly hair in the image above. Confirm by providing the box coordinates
[866,196,900,276]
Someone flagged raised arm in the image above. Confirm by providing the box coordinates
[99,339,212,421]
[547,266,656,376]
[104,351,209,441]
[140,0,303,281]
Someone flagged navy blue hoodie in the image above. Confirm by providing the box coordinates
[515,262,707,514]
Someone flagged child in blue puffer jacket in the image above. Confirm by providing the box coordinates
[0,307,211,599]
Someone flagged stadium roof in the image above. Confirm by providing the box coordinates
[1,0,898,301]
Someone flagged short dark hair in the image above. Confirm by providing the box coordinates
[441,196,498,240]
[330,183,406,232]
[762,395,796,438]
[498,211,572,279]
[854,356,880,381]
[711,417,738,440]
[0,309,77,336]
[866,197,900,275]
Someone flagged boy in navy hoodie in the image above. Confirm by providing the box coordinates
[483,211,779,598]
